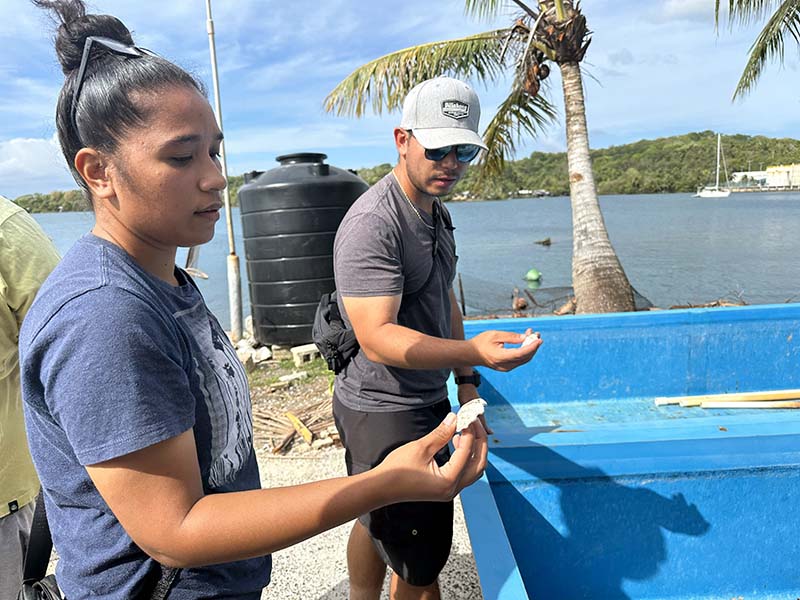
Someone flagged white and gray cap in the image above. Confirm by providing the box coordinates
[400,77,488,151]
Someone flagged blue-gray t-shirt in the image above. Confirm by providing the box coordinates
[19,234,270,599]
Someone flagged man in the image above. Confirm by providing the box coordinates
[0,195,60,598]
[332,77,542,600]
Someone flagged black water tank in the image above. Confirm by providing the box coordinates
[239,153,368,347]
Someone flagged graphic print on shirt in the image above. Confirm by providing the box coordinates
[176,300,253,488]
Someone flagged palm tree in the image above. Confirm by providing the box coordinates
[716,0,800,99]
[325,0,635,314]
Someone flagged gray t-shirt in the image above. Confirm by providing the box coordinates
[333,172,457,412]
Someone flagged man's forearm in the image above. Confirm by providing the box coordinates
[361,322,480,370]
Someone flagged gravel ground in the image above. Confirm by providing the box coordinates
[257,447,484,600]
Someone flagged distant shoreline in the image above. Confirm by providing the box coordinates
[21,187,800,214]
[14,130,800,210]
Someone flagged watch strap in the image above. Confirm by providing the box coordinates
[455,372,481,386]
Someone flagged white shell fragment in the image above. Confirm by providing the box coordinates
[457,398,488,432]
[521,332,541,347]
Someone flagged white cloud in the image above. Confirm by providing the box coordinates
[0,134,75,199]
[608,48,635,67]
[0,6,41,40]
[0,77,60,137]
[226,119,390,155]
[235,52,365,94]
[661,0,716,21]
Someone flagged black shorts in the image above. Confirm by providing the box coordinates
[332,393,454,587]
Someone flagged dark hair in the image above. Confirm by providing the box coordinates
[33,0,206,200]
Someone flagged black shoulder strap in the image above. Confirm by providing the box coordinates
[150,567,180,600]
[402,256,438,307]
[402,199,445,307]
[22,488,52,583]
[22,489,179,599]
[440,202,454,231]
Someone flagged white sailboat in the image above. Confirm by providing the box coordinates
[694,133,731,198]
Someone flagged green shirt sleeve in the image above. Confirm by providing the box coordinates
[0,200,61,380]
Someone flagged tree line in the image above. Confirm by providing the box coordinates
[14,130,800,212]
[456,130,800,199]
[14,175,248,214]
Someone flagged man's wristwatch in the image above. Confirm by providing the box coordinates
[455,371,481,387]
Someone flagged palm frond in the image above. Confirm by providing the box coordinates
[732,0,800,98]
[465,0,513,19]
[716,0,789,27]
[476,86,557,182]
[324,30,510,118]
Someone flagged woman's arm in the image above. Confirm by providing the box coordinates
[85,413,486,568]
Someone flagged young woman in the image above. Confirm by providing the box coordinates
[19,2,487,598]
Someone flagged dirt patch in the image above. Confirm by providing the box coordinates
[247,353,339,455]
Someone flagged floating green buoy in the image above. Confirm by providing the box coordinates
[525,268,542,282]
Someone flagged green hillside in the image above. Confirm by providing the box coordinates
[455,130,800,198]
[14,131,800,212]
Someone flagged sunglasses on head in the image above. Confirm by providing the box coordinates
[407,131,481,163]
[72,36,158,131]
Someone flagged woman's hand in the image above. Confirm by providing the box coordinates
[376,412,488,503]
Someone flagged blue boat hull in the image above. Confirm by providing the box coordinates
[453,304,800,599]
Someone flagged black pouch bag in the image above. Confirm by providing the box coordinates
[312,289,360,374]
[17,492,63,600]
[17,577,62,600]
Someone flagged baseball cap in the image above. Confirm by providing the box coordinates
[400,77,488,151]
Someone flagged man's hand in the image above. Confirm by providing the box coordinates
[469,328,542,372]
[377,413,488,503]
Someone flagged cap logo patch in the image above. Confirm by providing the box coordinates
[441,100,469,120]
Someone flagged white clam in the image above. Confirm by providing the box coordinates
[521,332,541,348]
[457,398,487,432]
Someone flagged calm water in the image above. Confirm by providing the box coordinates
[32,191,800,328]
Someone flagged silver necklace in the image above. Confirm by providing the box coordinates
[392,171,436,231]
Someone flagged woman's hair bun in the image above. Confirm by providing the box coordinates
[33,0,134,74]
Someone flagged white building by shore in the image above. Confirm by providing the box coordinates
[766,164,800,188]
[731,164,800,189]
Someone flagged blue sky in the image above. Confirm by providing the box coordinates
[2,0,798,198]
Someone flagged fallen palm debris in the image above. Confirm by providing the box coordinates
[252,397,340,454]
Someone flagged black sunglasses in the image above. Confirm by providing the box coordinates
[408,131,482,163]
[71,36,157,131]
[425,144,481,164]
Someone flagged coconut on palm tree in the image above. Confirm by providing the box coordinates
[325,0,635,314]
[715,0,800,99]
